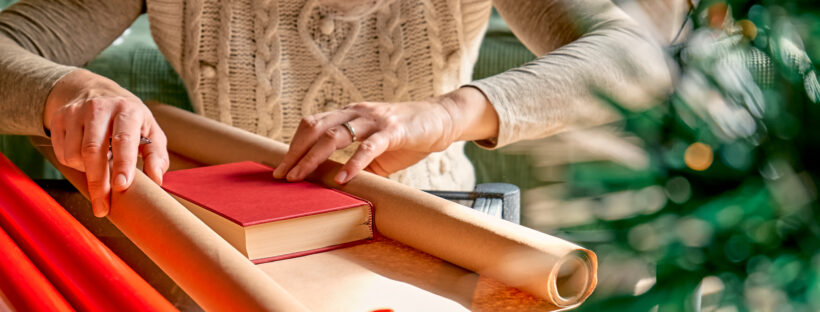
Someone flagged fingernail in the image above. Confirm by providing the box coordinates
[114,174,127,190]
[153,163,164,185]
[92,199,106,218]
[286,168,300,181]
[335,170,348,184]
[273,167,284,179]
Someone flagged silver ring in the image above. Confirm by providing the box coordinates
[342,122,357,142]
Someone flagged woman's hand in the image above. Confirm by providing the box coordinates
[44,69,169,218]
[273,87,498,184]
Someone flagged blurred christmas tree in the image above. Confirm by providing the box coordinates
[563,1,820,311]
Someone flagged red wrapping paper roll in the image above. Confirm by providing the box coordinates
[0,152,176,312]
[0,225,73,312]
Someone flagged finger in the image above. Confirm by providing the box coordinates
[335,132,389,184]
[141,122,169,185]
[62,114,86,171]
[285,120,367,181]
[110,105,144,192]
[81,102,114,218]
[364,159,392,177]
[273,110,356,179]
[285,117,377,181]
[50,114,68,166]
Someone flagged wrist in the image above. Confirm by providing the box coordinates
[439,86,499,142]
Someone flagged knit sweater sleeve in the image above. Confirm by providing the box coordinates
[0,0,144,136]
[468,0,672,148]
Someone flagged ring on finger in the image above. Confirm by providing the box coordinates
[342,122,357,142]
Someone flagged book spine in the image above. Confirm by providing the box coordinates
[0,153,175,312]
[327,188,376,236]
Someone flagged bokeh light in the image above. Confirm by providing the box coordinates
[684,142,714,171]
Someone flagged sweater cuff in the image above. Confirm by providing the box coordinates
[0,51,77,136]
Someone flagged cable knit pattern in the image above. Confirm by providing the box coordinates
[421,0,445,95]
[376,0,408,102]
[183,0,473,189]
[298,0,365,118]
[215,0,233,125]
[182,0,205,114]
[253,0,282,138]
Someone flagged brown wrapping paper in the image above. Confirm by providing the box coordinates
[31,137,309,312]
[149,103,598,309]
[257,236,561,311]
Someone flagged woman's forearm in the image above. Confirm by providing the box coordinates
[472,0,672,148]
[0,0,143,135]
[0,35,76,135]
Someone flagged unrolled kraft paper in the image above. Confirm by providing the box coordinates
[149,103,598,310]
[31,137,310,312]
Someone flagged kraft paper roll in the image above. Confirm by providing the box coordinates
[149,103,598,308]
[32,137,309,312]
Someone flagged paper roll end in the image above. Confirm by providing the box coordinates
[551,250,596,307]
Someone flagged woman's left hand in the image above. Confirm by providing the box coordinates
[273,87,499,184]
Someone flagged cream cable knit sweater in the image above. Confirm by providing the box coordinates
[0,0,670,191]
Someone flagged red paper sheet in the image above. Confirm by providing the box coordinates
[0,152,175,312]
[0,225,73,312]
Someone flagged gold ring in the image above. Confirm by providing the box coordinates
[342,122,357,142]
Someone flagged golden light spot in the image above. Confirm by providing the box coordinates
[685,142,713,171]
[737,20,758,40]
[708,2,728,29]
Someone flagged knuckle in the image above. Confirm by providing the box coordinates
[86,99,107,113]
[118,110,144,126]
[346,102,365,110]
[382,114,399,128]
[111,132,134,144]
[299,116,321,131]
[87,178,106,190]
[115,110,134,122]
[81,142,104,156]
[64,155,83,167]
[322,127,341,141]
[359,141,378,153]
[148,130,167,146]
[349,102,377,115]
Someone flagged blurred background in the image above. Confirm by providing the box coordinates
[1,0,819,311]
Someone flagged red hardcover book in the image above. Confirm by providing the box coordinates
[162,161,374,263]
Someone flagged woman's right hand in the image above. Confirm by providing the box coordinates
[44,69,169,218]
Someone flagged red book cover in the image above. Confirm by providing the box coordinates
[162,161,372,226]
[161,161,374,263]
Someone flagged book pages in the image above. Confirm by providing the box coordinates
[149,103,598,309]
